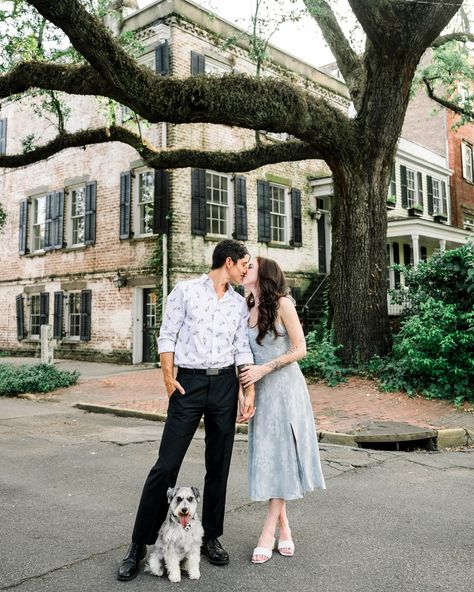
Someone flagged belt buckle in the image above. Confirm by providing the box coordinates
[206,368,219,376]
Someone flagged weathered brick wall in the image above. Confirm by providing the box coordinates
[447,111,474,228]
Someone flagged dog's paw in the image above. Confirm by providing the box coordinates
[146,556,164,577]
[168,571,181,583]
[188,570,201,580]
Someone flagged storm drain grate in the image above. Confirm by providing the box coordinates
[357,437,437,452]
[353,423,438,452]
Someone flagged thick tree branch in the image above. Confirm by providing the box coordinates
[0,127,148,167]
[143,141,320,172]
[303,0,365,110]
[22,0,353,157]
[431,32,474,48]
[0,125,319,172]
[0,61,128,104]
[423,77,473,121]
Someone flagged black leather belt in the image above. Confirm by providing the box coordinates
[178,365,235,376]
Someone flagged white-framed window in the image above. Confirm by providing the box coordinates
[270,184,289,244]
[406,168,416,207]
[462,142,473,182]
[32,195,47,252]
[68,185,86,246]
[67,292,81,339]
[135,169,155,236]
[388,162,397,199]
[29,294,41,337]
[206,171,230,236]
[205,56,231,75]
[464,216,474,232]
[431,178,442,214]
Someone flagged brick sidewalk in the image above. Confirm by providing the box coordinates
[56,368,474,434]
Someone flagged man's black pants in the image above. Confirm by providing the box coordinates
[132,369,239,545]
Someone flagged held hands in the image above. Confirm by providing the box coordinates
[239,364,268,388]
[237,388,256,423]
[165,377,185,399]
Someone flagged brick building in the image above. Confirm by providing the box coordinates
[0,0,348,363]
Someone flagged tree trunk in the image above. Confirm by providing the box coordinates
[330,161,391,364]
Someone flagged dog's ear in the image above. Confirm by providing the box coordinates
[191,486,200,502]
[167,486,178,503]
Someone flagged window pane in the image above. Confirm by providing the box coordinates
[206,172,228,236]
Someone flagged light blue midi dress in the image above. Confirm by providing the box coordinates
[247,323,326,501]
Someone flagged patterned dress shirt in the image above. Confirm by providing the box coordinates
[157,274,254,368]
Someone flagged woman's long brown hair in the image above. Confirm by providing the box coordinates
[247,256,288,345]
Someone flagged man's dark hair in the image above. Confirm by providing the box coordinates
[211,239,249,269]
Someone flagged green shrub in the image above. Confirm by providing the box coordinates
[0,363,79,396]
[299,330,347,387]
[371,244,474,405]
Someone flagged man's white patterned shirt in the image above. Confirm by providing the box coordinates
[157,274,253,368]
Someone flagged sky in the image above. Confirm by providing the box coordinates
[136,0,338,67]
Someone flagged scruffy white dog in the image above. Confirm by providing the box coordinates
[145,486,204,582]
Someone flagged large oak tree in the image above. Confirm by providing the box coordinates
[0,0,471,362]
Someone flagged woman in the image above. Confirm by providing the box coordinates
[239,257,325,564]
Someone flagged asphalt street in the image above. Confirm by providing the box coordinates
[1,396,473,592]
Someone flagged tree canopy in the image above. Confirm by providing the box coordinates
[0,0,472,363]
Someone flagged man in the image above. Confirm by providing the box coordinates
[117,239,255,581]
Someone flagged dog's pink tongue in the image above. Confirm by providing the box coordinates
[179,515,190,528]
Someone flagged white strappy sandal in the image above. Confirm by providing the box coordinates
[278,539,295,557]
[251,546,273,564]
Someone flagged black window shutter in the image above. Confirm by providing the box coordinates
[40,292,49,326]
[191,169,207,235]
[44,192,55,250]
[191,51,205,75]
[53,291,63,339]
[153,170,170,234]
[53,189,65,248]
[291,187,302,247]
[84,181,97,245]
[16,295,25,340]
[392,242,400,288]
[403,243,412,266]
[420,246,427,261]
[234,176,248,240]
[441,181,447,215]
[119,172,132,239]
[427,175,433,215]
[155,40,170,75]
[0,118,7,155]
[257,180,271,243]
[400,165,407,209]
[19,199,29,255]
[417,172,423,207]
[80,289,92,341]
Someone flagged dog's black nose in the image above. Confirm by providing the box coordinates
[181,507,188,515]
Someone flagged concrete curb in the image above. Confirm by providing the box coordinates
[74,403,473,449]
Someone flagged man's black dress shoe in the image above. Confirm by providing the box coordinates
[117,542,146,581]
[201,538,230,565]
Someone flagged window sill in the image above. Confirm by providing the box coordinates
[204,234,228,242]
[23,338,40,343]
[267,242,294,250]
[60,338,82,344]
[132,234,159,242]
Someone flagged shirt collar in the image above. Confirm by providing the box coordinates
[200,273,235,296]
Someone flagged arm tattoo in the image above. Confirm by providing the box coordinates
[264,336,305,373]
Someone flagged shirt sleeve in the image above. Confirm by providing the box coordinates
[157,283,186,354]
[233,297,254,366]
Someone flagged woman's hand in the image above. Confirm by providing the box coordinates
[237,388,256,423]
[239,364,268,388]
